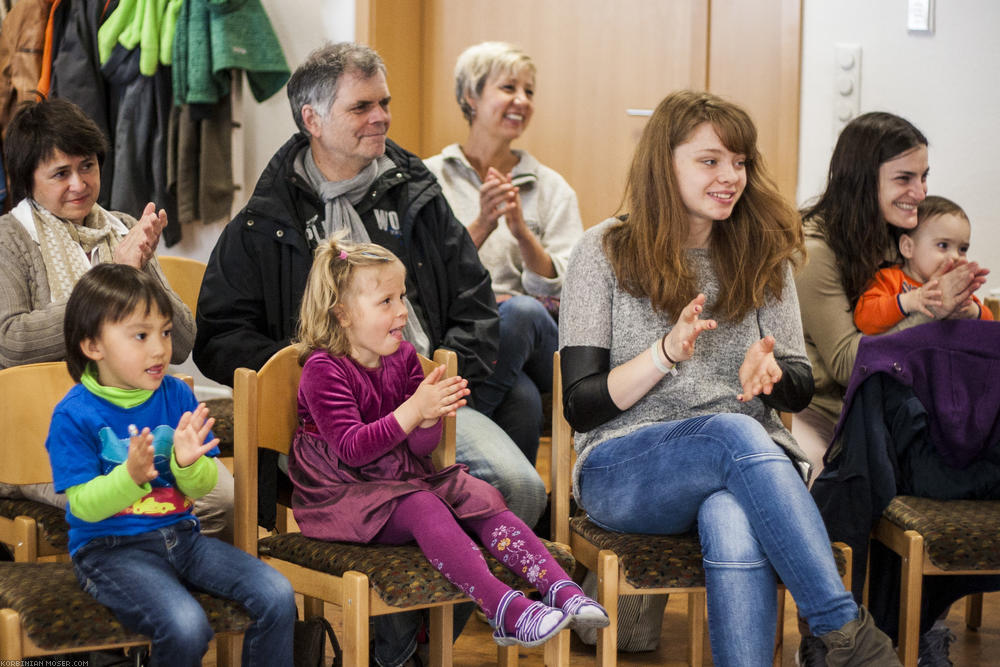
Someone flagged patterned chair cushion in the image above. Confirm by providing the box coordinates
[883,496,1000,571]
[0,562,253,651]
[570,515,851,589]
[0,498,70,551]
[205,397,234,458]
[258,533,575,607]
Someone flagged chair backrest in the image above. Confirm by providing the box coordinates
[550,350,573,545]
[0,362,76,486]
[157,255,207,317]
[232,345,458,554]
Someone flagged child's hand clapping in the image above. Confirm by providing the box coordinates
[898,281,943,318]
[126,426,158,486]
[396,365,471,431]
[172,403,219,468]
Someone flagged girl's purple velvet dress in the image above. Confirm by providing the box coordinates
[288,342,507,543]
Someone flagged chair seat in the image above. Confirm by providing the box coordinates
[0,562,253,651]
[0,498,69,551]
[882,496,1000,570]
[570,516,705,589]
[570,515,851,589]
[259,532,575,607]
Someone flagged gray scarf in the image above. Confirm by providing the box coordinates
[295,147,431,356]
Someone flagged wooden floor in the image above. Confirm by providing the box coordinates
[202,589,999,665]
[203,439,999,665]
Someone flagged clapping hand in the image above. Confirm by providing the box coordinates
[172,404,219,468]
[661,293,717,363]
[126,426,158,485]
[114,202,167,269]
[737,336,783,402]
[409,365,470,428]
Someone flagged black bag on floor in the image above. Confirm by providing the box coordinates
[294,615,342,667]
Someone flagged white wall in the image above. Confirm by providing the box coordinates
[798,0,1000,297]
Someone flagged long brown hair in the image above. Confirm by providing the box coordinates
[604,90,803,322]
[801,112,927,308]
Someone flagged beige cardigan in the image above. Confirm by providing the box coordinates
[0,208,195,369]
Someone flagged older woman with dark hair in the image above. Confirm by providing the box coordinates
[425,42,583,463]
[0,98,232,540]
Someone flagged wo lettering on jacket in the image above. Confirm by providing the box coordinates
[374,209,401,237]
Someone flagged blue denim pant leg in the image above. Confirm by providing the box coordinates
[476,296,558,460]
[73,520,295,667]
[490,372,543,464]
[578,414,858,652]
[699,490,777,666]
[455,406,547,527]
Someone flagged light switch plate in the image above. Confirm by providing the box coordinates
[907,0,934,33]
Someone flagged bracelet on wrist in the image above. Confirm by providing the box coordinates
[660,335,679,366]
[650,339,677,376]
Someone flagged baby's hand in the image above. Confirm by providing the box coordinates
[899,281,943,318]
[172,404,219,468]
[126,426,158,485]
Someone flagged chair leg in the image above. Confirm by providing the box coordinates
[897,531,924,667]
[596,550,619,667]
[688,591,705,667]
[215,633,242,667]
[965,593,983,630]
[303,595,324,620]
[497,643,518,667]
[342,571,370,667]
[773,587,786,667]
[0,608,24,659]
[543,627,570,667]
[428,605,453,667]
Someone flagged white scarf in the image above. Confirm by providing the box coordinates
[28,199,128,303]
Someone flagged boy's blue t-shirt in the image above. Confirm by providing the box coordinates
[46,375,219,556]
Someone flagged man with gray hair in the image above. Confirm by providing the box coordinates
[194,42,547,667]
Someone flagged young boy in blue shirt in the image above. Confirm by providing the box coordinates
[47,263,295,666]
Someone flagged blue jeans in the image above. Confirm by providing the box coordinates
[578,414,857,667]
[477,296,559,464]
[72,519,295,667]
[372,406,546,667]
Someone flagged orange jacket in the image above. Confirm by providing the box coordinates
[854,265,993,335]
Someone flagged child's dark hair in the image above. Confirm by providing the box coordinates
[917,195,969,226]
[64,264,174,382]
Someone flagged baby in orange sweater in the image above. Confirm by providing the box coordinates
[854,195,993,335]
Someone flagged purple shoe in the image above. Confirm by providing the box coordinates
[544,579,610,629]
[491,590,572,648]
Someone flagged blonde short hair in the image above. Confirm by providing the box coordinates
[454,41,535,123]
[295,237,403,364]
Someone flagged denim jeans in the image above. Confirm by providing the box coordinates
[477,296,559,464]
[72,519,295,667]
[372,406,546,667]
[578,414,857,667]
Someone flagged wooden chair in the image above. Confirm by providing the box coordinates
[550,351,852,667]
[0,561,248,664]
[873,496,1000,666]
[157,254,235,454]
[157,255,207,317]
[0,362,76,562]
[233,345,574,667]
[0,363,244,663]
[0,363,197,563]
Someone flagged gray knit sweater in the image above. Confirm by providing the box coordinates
[559,219,811,498]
